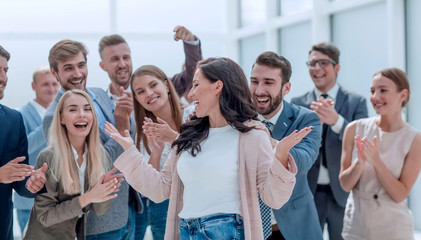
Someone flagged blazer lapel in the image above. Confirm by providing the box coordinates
[272,101,294,139]
[0,105,7,158]
[334,87,346,114]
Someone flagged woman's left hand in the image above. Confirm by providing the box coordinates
[143,117,179,143]
[275,126,313,162]
[105,121,134,150]
[359,136,380,165]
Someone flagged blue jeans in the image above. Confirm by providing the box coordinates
[86,204,136,240]
[179,213,244,240]
[16,209,31,235]
[135,197,169,240]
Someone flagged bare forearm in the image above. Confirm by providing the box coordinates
[372,160,409,202]
[339,161,365,192]
[78,192,91,208]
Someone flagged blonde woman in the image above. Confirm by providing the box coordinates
[339,68,421,239]
[25,90,122,240]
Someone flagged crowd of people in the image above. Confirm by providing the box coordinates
[0,25,420,240]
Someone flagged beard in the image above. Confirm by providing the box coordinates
[257,91,283,116]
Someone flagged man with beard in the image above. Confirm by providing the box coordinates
[98,25,202,106]
[249,51,323,240]
[291,42,367,240]
[0,45,47,240]
[42,40,137,239]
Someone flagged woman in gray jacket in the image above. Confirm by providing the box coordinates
[24,90,122,240]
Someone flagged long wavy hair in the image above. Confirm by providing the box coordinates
[130,65,183,154]
[48,89,109,195]
[172,57,258,156]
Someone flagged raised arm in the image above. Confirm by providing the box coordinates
[339,122,365,192]
[171,25,203,99]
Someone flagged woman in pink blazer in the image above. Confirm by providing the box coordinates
[105,57,313,240]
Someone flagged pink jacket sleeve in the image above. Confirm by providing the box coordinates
[114,145,178,203]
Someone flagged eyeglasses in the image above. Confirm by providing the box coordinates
[306,59,337,68]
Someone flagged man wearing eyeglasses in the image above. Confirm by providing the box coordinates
[291,42,368,240]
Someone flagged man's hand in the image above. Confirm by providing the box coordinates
[310,97,338,125]
[173,25,195,42]
[26,163,48,193]
[114,87,133,134]
[0,157,33,184]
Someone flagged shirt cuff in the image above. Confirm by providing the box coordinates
[183,38,200,45]
[331,114,344,134]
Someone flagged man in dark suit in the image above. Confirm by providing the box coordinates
[291,42,368,239]
[0,45,48,240]
[249,51,323,240]
[14,66,59,234]
[42,40,137,239]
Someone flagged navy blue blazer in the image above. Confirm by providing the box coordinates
[271,101,323,240]
[0,104,34,240]
[291,86,368,208]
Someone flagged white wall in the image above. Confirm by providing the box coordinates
[0,0,227,109]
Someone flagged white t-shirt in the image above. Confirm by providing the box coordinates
[177,124,241,219]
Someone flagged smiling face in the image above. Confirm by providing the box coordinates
[250,63,290,119]
[370,74,408,115]
[52,52,88,91]
[132,74,170,113]
[32,72,59,108]
[100,43,132,88]
[308,50,339,93]
[187,68,222,118]
[60,94,94,143]
[0,55,8,100]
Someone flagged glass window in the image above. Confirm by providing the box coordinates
[332,2,387,117]
[406,0,421,231]
[278,21,312,101]
[239,34,266,81]
[279,0,313,16]
[0,0,110,33]
[240,0,266,27]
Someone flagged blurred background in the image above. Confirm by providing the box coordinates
[1,0,420,239]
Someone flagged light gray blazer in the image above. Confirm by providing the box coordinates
[14,102,47,210]
[42,87,135,235]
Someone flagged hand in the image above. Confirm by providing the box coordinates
[143,117,179,143]
[81,174,119,206]
[0,157,33,184]
[354,135,367,165]
[114,87,133,134]
[144,121,166,155]
[26,163,48,193]
[310,97,338,125]
[105,121,134,150]
[173,25,195,42]
[275,126,314,161]
[359,136,380,165]
[103,167,125,189]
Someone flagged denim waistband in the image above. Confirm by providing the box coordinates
[180,213,243,226]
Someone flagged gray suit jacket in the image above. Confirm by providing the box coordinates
[291,86,368,207]
[24,149,111,240]
[42,87,135,235]
[271,101,323,240]
[14,102,47,210]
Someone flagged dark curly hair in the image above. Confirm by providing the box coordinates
[172,57,258,156]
